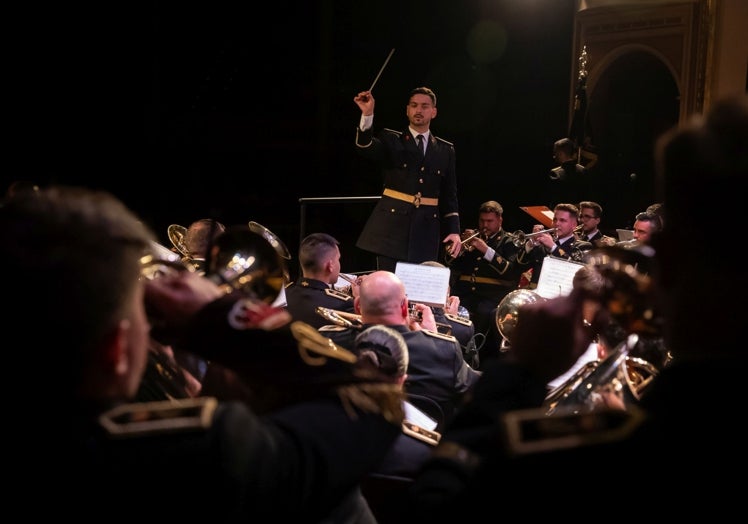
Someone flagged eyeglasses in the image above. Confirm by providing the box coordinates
[580,214,598,220]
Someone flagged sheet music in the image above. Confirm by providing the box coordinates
[535,256,585,299]
[395,262,450,307]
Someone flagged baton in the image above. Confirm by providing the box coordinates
[368,48,395,92]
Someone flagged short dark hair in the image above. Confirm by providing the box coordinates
[479,200,503,216]
[578,201,602,218]
[0,185,155,393]
[554,202,580,219]
[298,232,340,271]
[634,211,662,233]
[409,86,437,106]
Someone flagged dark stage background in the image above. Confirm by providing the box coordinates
[9,1,654,280]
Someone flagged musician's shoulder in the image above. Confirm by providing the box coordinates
[99,397,218,438]
[434,136,454,148]
[382,128,402,137]
[422,329,458,343]
[445,313,473,327]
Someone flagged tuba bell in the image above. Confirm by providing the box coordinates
[494,289,546,352]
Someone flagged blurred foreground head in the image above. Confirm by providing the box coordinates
[654,94,748,357]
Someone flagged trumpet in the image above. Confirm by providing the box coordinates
[445,229,482,263]
[511,227,556,247]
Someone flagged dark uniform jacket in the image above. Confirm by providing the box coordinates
[63,294,403,522]
[322,322,481,425]
[449,229,525,304]
[583,229,616,248]
[355,127,460,263]
[284,277,355,329]
[550,235,593,263]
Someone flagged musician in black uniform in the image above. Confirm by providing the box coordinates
[321,270,481,425]
[3,185,403,522]
[353,86,462,271]
[519,203,593,287]
[407,95,748,520]
[284,232,357,329]
[448,201,527,363]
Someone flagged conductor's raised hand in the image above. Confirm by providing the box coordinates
[354,90,375,115]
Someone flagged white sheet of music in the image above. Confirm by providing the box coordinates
[395,262,450,307]
[535,256,585,299]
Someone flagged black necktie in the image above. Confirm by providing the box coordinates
[416,134,425,155]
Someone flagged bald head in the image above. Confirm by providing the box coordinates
[357,271,408,324]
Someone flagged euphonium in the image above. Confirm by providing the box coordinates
[544,334,661,415]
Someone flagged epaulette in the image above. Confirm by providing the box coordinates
[445,313,473,327]
[324,287,353,302]
[99,397,218,438]
[501,404,646,457]
[434,136,454,147]
[402,420,441,447]
[421,328,458,343]
[318,324,349,332]
[382,128,402,136]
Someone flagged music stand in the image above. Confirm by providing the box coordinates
[520,206,554,228]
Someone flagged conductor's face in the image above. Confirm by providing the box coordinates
[407,94,437,129]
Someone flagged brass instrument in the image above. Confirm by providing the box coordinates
[511,227,556,248]
[544,334,661,415]
[248,221,291,260]
[445,229,482,263]
[316,306,364,330]
[542,244,666,415]
[168,224,190,258]
[494,289,546,352]
[573,224,584,235]
[207,225,287,303]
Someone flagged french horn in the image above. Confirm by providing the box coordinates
[168,224,190,258]
[206,225,288,303]
[249,221,291,260]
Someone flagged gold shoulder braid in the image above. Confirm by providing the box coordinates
[290,320,357,366]
[289,321,404,424]
[336,382,405,425]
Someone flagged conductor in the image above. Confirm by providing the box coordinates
[354,86,462,271]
